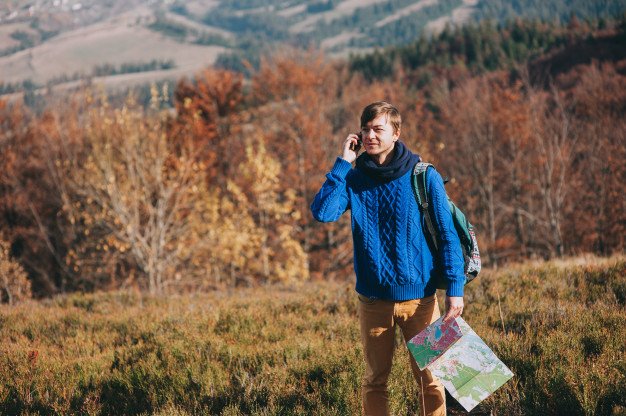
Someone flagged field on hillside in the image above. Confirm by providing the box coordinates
[1,256,625,415]
[0,7,226,85]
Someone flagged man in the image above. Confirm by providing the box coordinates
[310,101,465,416]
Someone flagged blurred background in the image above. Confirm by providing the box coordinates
[1,0,624,298]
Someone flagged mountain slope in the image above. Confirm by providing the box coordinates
[0,0,624,94]
[0,0,482,91]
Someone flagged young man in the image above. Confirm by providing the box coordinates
[310,101,465,416]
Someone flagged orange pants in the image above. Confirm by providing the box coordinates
[358,293,446,416]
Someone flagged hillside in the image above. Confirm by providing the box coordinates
[0,0,472,92]
[0,256,624,415]
[1,0,624,94]
[0,3,227,93]
[348,17,626,83]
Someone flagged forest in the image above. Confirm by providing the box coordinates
[348,17,626,80]
[0,17,624,299]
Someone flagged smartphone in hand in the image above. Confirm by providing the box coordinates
[350,132,363,152]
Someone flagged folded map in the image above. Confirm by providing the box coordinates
[407,316,514,412]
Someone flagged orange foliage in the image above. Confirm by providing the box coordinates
[0,51,624,296]
[0,98,68,295]
[172,68,245,182]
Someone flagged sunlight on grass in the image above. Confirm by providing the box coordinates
[0,256,624,415]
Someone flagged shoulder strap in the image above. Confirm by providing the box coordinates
[412,162,438,251]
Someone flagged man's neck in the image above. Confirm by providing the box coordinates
[371,144,396,166]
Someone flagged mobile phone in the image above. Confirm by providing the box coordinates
[350,133,362,152]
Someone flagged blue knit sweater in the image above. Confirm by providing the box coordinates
[311,157,465,300]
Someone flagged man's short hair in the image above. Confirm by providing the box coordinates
[360,101,401,135]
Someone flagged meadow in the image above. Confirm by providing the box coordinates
[0,255,624,415]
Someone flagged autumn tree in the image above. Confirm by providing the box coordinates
[437,75,510,265]
[565,62,626,254]
[248,50,353,279]
[172,65,311,284]
[224,136,308,283]
[0,98,68,295]
[173,68,245,183]
[50,87,215,294]
[525,84,578,257]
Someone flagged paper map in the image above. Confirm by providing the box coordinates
[407,316,514,412]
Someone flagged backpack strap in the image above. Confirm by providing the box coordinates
[412,162,438,251]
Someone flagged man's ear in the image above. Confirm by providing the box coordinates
[393,128,401,141]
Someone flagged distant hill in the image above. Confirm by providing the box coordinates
[348,17,626,84]
[0,0,624,95]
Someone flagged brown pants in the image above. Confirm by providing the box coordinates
[358,293,446,416]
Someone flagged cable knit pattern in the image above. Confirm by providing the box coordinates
[377,180,399,285]
[364,190,380,284]
[311,157,465,300]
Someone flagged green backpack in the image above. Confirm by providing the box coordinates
[412,162,481,290]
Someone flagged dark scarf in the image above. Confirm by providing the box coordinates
[355,141,421,183]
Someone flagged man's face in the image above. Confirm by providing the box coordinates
[360,114,400,157]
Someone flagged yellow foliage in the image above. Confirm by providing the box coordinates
[216,137,310,284]
[50,85,311,291]
[57,90,215,294]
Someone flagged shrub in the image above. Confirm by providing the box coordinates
[0,239,31,304]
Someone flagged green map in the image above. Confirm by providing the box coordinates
[407,317,514,411]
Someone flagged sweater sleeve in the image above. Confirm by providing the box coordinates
[310,157,352,223]
[426,168,466,297]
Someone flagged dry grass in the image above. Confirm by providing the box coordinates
[0,256,624,415]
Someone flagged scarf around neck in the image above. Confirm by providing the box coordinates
[355,141,421,183]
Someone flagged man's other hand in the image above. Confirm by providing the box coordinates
[443,296,464,321]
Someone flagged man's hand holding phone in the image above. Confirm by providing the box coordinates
[342,132,362,164]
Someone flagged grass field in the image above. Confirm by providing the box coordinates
[1,256,625,415]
